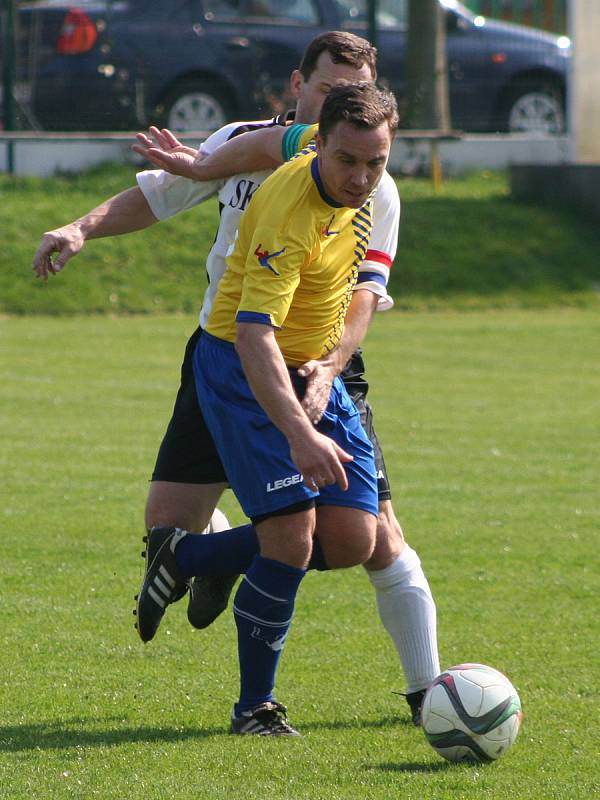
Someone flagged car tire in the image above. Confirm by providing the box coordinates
[157,78,233,133]
[503,81,565,135]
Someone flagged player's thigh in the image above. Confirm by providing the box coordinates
[145,480,227,532]
[315,504,376,568]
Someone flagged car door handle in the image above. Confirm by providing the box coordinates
[225,37,249,49]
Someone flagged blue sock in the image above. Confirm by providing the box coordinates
[233,555,306,715]
[174,524,258,579]
[175,524,330,579]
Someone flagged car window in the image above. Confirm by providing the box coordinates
[332,0,406,29]
[203,0,319,23]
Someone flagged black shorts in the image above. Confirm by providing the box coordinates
[151,327,392,501]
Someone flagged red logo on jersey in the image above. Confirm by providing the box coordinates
[255,244,285,276]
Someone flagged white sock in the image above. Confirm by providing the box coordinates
[367,545,440,694]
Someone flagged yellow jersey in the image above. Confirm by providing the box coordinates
[205,149,372,367]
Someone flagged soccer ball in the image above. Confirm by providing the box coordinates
[205,508,230,534]
[421,663,523,763]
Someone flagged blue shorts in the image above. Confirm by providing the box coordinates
[193,332,378,520]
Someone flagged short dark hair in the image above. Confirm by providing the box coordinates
[299,31,377,82]
[318,82,399,141]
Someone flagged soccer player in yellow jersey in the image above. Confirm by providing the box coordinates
[34,32,439,733]
[136,82,399,735]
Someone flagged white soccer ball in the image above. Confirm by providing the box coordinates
[421,663,523,763]
[205,508,230,534]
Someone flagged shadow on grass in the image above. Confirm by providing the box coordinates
[300,714,412,733]
[0,717,229,752]
[0,714,410,752]
[365,760,453,774]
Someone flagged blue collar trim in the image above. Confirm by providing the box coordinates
[311,158,343,208]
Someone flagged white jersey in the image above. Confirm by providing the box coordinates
[136,117,400,327]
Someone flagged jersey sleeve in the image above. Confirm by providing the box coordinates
[235,223,310,329]
[281,123,318,161]
[355,170,399,311]
[136,169,220,220]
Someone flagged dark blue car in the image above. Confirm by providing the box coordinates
[13,0,570,133]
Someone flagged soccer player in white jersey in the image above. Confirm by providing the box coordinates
[32,31,439,727]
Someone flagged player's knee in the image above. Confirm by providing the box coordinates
[144,482,214,531]
[255,510,316,568]
[364,500,406,570]
[324,522,376,568]
[336,537,376,568]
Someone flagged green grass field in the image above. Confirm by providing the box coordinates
[2,165,600,314]
[2,309,599,799]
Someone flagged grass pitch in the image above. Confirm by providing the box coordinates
[1,310,599,799]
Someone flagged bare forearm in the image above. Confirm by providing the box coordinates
[297,290,379,424]
[236,324,313,444]
[324,289,379,373]
[201,128,284,176]
[133,124,285,181]
[76,186,157,239]
[32,185,158,279]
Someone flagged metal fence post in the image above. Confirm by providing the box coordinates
[2,0,16,172]
[367,0,377,49]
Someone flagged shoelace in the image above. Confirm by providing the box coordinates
[254,702,290,729]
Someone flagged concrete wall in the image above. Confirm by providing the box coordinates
[0,133,570,177]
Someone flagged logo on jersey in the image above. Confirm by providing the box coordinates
[228,178,259,211]
[322,214,340,237]
[255,244,286,276]
[266,473,303,492]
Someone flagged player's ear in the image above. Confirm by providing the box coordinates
[315,131,323,156]
[289,70,303,99]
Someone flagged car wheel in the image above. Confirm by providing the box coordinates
[159,79,231,132]
[505,84,565,135]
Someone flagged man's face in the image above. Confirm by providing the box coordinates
[291,51,374,124]
[315,121,392,208]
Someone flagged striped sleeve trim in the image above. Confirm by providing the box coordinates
[236,311,278,327]
[356,271,387,287]
[364,248,393,268]
[282,124,312,162]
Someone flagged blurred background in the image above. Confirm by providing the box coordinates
[0,0,570,135]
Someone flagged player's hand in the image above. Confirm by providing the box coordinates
[132,126,203,178]
[132,146,205,180]
[297,359,336,425]
[32,225,85,280]
[133,125,198,159]
[290,431,353,493]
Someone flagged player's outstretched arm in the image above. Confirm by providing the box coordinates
[299,289,379,424]
[132,125,286,182]
[32,187,157,280]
